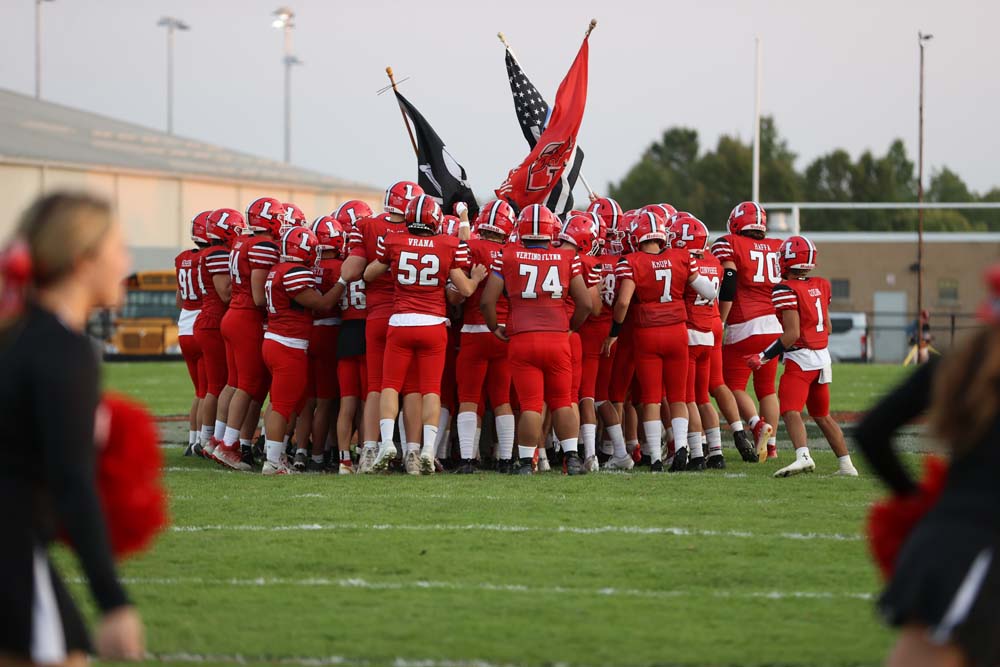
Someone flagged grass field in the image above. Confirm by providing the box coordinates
[103,360,913,417]
[68,361,922,666]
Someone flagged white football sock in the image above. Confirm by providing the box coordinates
[797,446,812,461]
[671,418,688,456]
[538,447,549,461]
[214,420,227,441]
[730,420,744,432]
[295,447,307,457]
[436,409,450,453]
[706,427,723,456]
[379,419,395,447]
[600,439,614,456]
[407,442,420,454]
[580,424,597,459]
[606,424,627,458]
[265,439,283,465]
[748,415,760,429]
[457,412,477,460]
[200,425,213,446]
[436,429,450,459]
[518,445,536,459]
[223,426,240,447]
[838,454,856,471]
[188,430,197,446]
[239,438,251,448]
[642,421,662,462]
[688,432,704,459]
[422,425,438,458]
[626,439,639,455]
[560,438,578,454]
[362,440,377,450]
[397,412,406,445]
[495,414,515,460]
[768,436,777,448]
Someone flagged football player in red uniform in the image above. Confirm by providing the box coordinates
[332,201,372,473]
[216,197,284,471]
[282,202,306,233]
[194,208,245,460]
[747,236,858,478]
[604,210,718,472]
[340,181,424,473]
[454,200,517,474]
[556,214,603,472]
[362,195,486,474]
[481,204,593,475]
[260,227,345,475]
[289,216,346,472]
[711,201,783,461]
[175,211,209,455]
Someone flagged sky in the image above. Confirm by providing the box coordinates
[0,0,997,202]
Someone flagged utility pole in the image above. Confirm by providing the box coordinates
[917,31,933,362]
[752,36,762,202]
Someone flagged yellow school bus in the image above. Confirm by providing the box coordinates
[107,271,181,356]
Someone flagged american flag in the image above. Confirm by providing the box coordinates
[505,49,584,216]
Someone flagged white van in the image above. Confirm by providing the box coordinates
[828,312,869,362]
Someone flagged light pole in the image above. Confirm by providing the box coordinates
[35,0,56,99]
[157,17,190,135]
[273,7,302,163]
[916,31,932,362]
[751,36,762,203]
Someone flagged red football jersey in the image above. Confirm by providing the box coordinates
[772,276,831,350]
[462,237,508,326]
[376,233,466,318]
[339,278,366,321]
[590,253,618,326]
[710,234,783,324]
[194,247,230,330]
[312,257,344,321]
[492,244,581,335]
[349,215,408,320]
[174,248,202,310]
[264,263,316,341]
[685,251,722,333]
[617,248,698,327]
[229,235,280,311]
[564,253,603,318]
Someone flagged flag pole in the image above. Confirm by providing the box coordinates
[496,27,599,202]
[386,66,419,158]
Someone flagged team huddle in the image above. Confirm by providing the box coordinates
[174,181,859,478]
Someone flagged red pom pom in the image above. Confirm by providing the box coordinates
[867,456,948,579]
[94,392,170,559]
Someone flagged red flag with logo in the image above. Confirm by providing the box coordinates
[495,36,589,210]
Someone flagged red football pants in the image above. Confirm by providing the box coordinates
[381,324,447,395]
[262,338,308,421]
[634,323,689,405]
[508,332,573,413]
[722,333,778,399]
[778,360,830,417]
[457,331,511,409]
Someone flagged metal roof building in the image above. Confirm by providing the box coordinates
[0,88,382,269]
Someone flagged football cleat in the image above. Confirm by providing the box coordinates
[419,451,435,475]
[183,443,195,457]
[650,460,664,473]
[834,466,860,477]
[767,444,778,459]
[774,452,816,478]
[537,456,551,473]
[752,420,773,462]
[706,454,727,470]
[192,442,206,459]
[583,456,600,473]
[203,437,219,460]
[358,444,377,473]
[669,447,689,473]
[733,429,758,463]
[371,442,397,473]
[637,454,652,468]
[517,457,535,475]
[240,444,258,469]
[602,455,635,472]
[404,450,422,476]
[216,441,252,472]
[305,457,325,473]
[686,456,706,472]
[496,458,514,475]
[454,460,476,475]
[563,451,585,476]
[338,461,354,475]
[262,456,296,475]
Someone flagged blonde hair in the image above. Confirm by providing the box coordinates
[16,191,113,287]
[929,326,1000,456]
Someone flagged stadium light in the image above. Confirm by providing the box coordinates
[272,7,302,163]
[157,17,190,135]
[915,30,933,362]
[35,0,57,99]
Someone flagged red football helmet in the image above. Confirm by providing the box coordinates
[206,208,247,246]
[191,210,211,245]
[282,202,306,228]
[588,197,623,229]
[657,203,678,219]
[558,214,600,256]
[728,201,767,235]
[281,226,319,265]
[404,195,443,235]
[631,209,669,247]
[670,213,710,252]
[441,215,461,237]
[246,197,286,237]
[384,181,424,216]
[779,235,817,273]
[311,216,346,254]
[517,204,558,242]
[334,200,374,226]
[475,199,516,239]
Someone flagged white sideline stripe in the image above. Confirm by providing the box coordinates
[169,522,861,541]
[68,575,872,602]
[145,653,520,667]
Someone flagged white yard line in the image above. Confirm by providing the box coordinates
[145,653,523,666]
[168,522,861,542]
[68,574,872,602]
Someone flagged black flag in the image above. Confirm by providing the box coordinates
[393,91,479,220]
[505,48,585,216]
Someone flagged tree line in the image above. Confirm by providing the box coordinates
[608,116,1000,231]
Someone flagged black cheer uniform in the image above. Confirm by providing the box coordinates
[0,304,129,662]
[856,359,1000,667]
